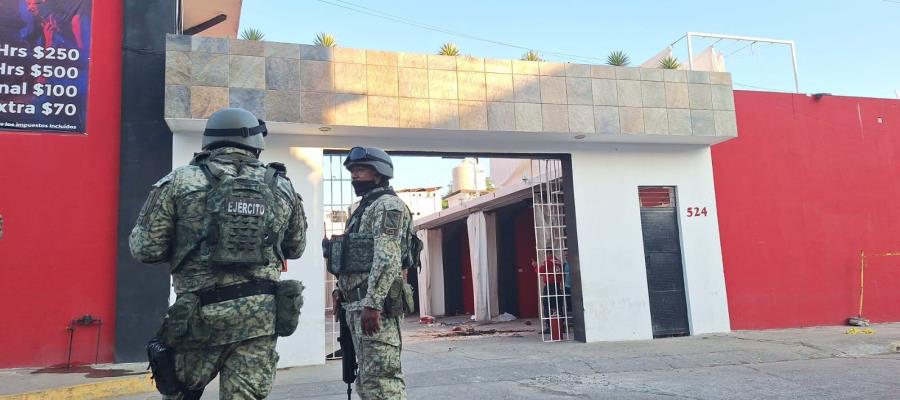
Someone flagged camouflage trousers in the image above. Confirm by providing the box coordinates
[164,335,279,400]
[347,311,407,400]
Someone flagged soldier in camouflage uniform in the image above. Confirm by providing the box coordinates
[130,108,307,399]
[336,146,411,399]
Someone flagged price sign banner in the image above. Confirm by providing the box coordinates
[0,0,91,134]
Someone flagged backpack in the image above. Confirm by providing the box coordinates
[196,153,282,269]
[403,226,424,270]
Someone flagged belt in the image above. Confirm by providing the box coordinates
[197,280,277,306]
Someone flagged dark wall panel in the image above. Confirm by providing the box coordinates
[115,0,176,362]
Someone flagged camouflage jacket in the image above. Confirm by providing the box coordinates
[338,187,412,312]
[129,147,307,346]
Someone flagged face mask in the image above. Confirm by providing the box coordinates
[352,180,378,196]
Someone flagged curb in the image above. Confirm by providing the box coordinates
[0,374,155,400]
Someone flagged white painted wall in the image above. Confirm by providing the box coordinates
[490,158,531,189]
[265,142,326,368]
[424,228,445,316]
[397,190,442,220]
[172,134,326,367]
[570,144,730,342]
[171,127,729,350]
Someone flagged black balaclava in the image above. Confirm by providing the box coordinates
[352,178,389,196]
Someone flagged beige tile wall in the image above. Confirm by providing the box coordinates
[165,35,738,137]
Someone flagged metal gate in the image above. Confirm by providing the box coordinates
[323,153,352,359]
[638,186,690,338]
[530,159,572,342]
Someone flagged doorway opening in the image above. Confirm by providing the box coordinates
[639,186,690,338]
[323,151,580,357]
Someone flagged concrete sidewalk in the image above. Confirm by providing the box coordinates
[3,321,899,399]
[0,363,151,400]
[268,322,900,399]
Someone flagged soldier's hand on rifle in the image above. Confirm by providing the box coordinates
[332,290,342,321]
[361,307,381,336]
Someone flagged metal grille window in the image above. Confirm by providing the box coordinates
[530,159,572,342]
[638,187,675,208]
[323,153,352,359]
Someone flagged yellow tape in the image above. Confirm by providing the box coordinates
[858,249,900,317]
[0,374,154,400]
[845,328,875,335]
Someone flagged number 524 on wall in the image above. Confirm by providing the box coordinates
[686,207,709,217]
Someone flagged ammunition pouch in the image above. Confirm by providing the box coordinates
[159,294,209,349]
[161,281,280,348]
[383,279,415,318]
[347,279,415,318]
[324,233,374,275]
[275,280,305,337]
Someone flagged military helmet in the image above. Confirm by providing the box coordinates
[202,108,267,151]
[343,146,393,179]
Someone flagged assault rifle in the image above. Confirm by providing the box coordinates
[336,294,357,400]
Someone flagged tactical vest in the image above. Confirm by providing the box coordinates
[195,153,284,269]
[324,189,422,275]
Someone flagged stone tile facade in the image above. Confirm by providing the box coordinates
[165,34,738,138]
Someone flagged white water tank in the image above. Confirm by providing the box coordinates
[452,158,486,192]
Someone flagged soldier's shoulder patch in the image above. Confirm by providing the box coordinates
[382,209,402,236]
[152,173,174,188]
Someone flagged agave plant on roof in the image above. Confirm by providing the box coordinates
[659,56,681,70]
[438,42,461,56]
[520,50,542,61]
[314,32,337,47]
[239,27,265,41]
[606,50,630,66]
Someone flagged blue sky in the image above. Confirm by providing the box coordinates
[392,156,467,193]
[241,0,899,98]
[240,0,899,189]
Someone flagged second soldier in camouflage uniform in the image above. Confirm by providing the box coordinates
[336,147,412,399]
[130,108,307,399]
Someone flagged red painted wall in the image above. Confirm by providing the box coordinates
[0,1,122,367]
[713,91,900,330]
[514,208,539,318]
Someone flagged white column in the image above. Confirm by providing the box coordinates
[467,212,492,321]
[416,229,431,317]
[426,229,445,316]
[262,144,326,368]
[485,212,500,319]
